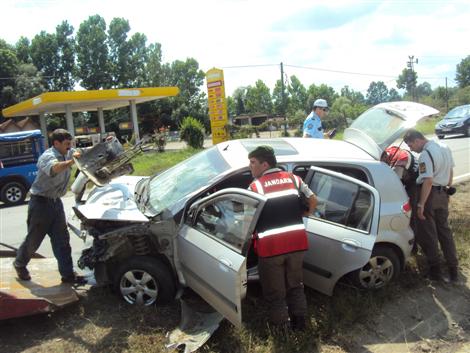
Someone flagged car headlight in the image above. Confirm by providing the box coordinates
[455,121,464,127]
[435,123,442,129]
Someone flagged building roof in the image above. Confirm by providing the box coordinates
[2,87,180,118]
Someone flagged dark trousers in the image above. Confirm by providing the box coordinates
[258,251,307,324]
[15,196,74,278]
[416,188,458,268]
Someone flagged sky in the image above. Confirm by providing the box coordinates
[2,0,470,97]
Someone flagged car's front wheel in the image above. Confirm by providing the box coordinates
[437,135,444,139]
[114,256,176,306]
[351,245,400,289]
[1,181,27,205]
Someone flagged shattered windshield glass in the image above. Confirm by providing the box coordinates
[146,147,230,215]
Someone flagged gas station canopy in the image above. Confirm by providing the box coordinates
[1,87,180,143]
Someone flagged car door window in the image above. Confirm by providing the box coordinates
[193,198,256,252]
[309,172,374,232]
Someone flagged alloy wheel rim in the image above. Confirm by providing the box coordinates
[6,186,22,202]
[120,269,159,305]
[358,255,394,288]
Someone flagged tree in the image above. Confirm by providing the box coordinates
[306,83,337,110]
[108,18,131,87]
[340,85,365,105]
[159,58,206,127]
[388,88,401,102]
[245,80,273,114]
[272,79,287,116]
[287,75,307,114]
[30,31,58,90]
[55,21,76,91]
[397,67,417,98]
[144,42,163,86]
[416,82,432,98]
[366,81,389,105]
[76,15,111,89]
[15,37,31,64]
[0,46,19,111]
[14,63,46,101]
[456,55,470,88]
[127,32,148,87]
[232,87,247,116]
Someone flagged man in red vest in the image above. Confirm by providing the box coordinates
[248,145,317,331]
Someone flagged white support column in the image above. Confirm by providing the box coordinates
[129,100,139,142]
[39,112,48,148]
[98,107,105,133]
[65,104,74,136]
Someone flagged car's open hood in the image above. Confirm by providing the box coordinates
[76,176,148,222]
[343,101,439,160]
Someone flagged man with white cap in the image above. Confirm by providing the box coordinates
[302,98,335,139]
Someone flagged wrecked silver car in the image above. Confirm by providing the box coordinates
[70,101,438,327]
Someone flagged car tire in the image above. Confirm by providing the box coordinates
[350,245,400,290]
[437,135,444,139]
[466,126,470,137]
[114,256,176,306]
[1,181,27,205]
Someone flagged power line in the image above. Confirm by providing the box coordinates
[221,64,278,69]
[284,64,397,78]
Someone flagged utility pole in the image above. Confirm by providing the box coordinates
[280,62,287,136]
[407,55,418,101]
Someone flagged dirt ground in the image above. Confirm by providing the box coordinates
[1,183,469,353]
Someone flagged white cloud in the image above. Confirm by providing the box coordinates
[2,0,469,96]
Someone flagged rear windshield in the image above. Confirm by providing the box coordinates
[350,108,405,145]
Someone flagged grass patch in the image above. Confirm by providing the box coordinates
[130,148,201,176]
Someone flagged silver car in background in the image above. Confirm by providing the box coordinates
[71,101,438,327]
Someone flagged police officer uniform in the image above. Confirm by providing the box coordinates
[416,139,458,280]
[302,111,324,139]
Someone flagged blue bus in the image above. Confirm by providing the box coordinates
[0,130,45,205]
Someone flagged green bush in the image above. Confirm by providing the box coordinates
[180,116,205,149]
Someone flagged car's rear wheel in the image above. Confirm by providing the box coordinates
[114,256,176,306]
[1,181,27,205]
[437,135,444,139]
[351,245,400,289]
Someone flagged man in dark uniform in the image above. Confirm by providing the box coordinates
[403,129,458,282]
[248,145,317,331]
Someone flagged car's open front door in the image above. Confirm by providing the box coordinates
[175,188,266,327]
[301,166,381,295]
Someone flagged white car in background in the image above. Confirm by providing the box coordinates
[71,101,438,327]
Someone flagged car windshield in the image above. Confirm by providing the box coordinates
[350,108,405,145]
[446,106,470,119]
[145,146,230,215]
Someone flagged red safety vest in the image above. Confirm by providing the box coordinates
[249,171,308,257]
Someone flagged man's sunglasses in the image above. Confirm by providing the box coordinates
[321,108,329,112]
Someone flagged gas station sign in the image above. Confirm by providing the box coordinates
[206,68,229,145]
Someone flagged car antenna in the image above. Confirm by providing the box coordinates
[223,144,230,151]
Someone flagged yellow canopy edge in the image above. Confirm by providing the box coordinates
[2,87,180,117]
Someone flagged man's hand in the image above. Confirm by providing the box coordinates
[73,151,81,159]
[417,203,426,220]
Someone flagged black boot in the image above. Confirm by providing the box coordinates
[428,265,442,281]
[449,266,459,282]
[291,316,306,332]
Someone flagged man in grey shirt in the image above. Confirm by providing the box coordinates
[14,129,86,284]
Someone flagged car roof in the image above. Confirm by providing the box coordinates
[215,137,374,169]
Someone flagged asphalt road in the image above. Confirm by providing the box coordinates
[1,134,469,261]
